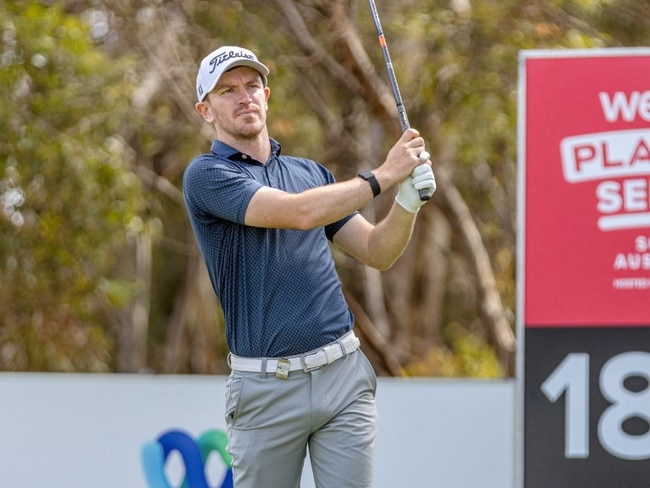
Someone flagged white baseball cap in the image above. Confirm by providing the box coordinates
[196,46,269,102]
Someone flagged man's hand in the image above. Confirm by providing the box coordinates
[395,163,436,213]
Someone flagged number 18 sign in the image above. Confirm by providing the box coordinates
[517,49,650,487]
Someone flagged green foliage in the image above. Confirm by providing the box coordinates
[405,322,503,378]
[0,2,147,371]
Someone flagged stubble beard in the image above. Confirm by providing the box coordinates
[219,109,266,141]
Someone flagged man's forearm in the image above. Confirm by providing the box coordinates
[366,203,418,270]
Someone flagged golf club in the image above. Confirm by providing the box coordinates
[368,0,434,201]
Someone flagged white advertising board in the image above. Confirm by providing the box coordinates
[0,374,514,487]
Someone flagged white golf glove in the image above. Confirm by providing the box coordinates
[395,162,436,213]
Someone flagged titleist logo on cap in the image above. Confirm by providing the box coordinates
[208,49,256,74]
[196,45,269,102]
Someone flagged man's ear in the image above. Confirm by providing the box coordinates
[195,101,214,123]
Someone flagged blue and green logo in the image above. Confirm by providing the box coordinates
[141,429,232,488]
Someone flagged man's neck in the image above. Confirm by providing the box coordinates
[219,131,271,164]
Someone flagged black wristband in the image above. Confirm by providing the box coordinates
[358,171,381,198]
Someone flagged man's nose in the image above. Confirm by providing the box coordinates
[237,90,252,104]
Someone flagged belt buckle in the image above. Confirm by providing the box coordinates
[275,358,290,380]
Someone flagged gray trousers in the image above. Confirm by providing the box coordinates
[225,349,378,487]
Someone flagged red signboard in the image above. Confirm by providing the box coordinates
[523,50,650,326]
[518,49,650,488]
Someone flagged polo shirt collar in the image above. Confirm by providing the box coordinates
[210,138,282,163]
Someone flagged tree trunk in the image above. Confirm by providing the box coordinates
[118,232,151,373]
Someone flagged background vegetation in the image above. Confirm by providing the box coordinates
[2,0,648,376]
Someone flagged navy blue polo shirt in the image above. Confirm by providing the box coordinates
[183,139,356,358]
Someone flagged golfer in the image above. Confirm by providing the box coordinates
[183,45,435,488]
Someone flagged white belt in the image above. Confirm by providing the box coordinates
[228,330,360,375]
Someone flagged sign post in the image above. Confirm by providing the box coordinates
[517,49,650,487]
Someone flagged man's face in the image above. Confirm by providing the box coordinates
[200,66,270,140]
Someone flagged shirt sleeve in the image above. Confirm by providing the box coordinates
[325,212,357,241]
[315,163,358,240]
[183,155,261,225]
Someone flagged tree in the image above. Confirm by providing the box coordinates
[0,1,152,371]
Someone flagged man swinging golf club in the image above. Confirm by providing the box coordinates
[183,44,436,487]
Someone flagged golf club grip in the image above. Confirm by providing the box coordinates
[419,187,433,201]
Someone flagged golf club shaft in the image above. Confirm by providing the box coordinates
[368,0,433,201]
